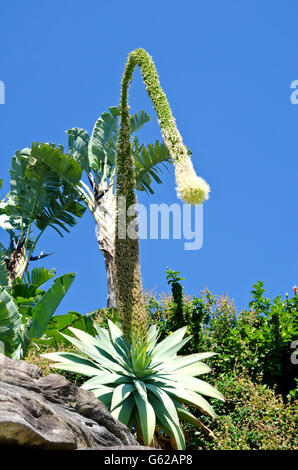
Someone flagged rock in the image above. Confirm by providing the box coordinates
[0,353,140,450]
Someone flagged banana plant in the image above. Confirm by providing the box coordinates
[0,268,76,359]
[66,107,172,308]
[0,143,86,285]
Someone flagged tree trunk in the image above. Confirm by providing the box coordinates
[5,249,27,286]
[103,251,117,309]
[94,188,117,309]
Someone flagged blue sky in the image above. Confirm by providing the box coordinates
[1,0,298,315]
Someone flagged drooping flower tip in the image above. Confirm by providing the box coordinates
[177,176,210,205]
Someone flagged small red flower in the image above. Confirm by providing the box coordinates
[293,285,297,295]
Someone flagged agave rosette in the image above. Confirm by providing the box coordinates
[42,321,224,449]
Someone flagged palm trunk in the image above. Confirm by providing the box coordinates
[103,251,117,308]
[94,187,117,309]
[5,249,27,286]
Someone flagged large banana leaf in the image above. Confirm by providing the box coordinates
[24,267,56,287]
[130,110,151,133]
[134,139,171,194]
[86,107,156,179]
[10,282,41,311]
[66,128,90,174]
[44,309,99,344]
[0,249,8,286]
[29,143,82,185]
[28,273,76,339]
[5,153,33,229]
[35,189,86,237]
[4,146,85,237]
[88,107,120,176]
[0,286,25,357]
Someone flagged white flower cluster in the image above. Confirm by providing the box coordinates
[164,127,210,205]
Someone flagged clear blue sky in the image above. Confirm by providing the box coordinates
[1,0,298,315]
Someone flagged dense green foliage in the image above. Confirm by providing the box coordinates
[0,144,85,284]
[188,373,297,450]
[0,265,116,359]
[143,271,298,449]
[1,47,296,451]
[148,271,298,398]
[27,274,298,450]
[0,268,76,358]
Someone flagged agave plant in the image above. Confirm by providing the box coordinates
[42,321,224,449]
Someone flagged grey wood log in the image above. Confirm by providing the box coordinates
[0,353,140,450]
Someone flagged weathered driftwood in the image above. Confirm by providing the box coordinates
[0,353,140,449]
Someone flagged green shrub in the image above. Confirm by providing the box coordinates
[26,341,87,387]
[147,274,298,398]
[187,373,298,450]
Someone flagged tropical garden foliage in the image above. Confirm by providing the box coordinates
[154,271,298,399]
[0,48,297,450]
[26,275,298,450]
[0,268,75,359]
[0,144,85,285]
[145,273,298,449]
[39,48,221,449]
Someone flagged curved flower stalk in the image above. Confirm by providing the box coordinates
[119,49,210,206]
[115,49,210,342]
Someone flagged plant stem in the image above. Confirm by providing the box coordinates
[115,48,210,342]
